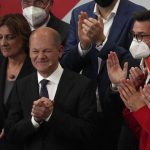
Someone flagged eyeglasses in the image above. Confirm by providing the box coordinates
[22,0,48,8]
[129,32,150,42]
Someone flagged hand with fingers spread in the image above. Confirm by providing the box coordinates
[107,51,128,85]
[78,12,105,49]
[129,67,147,90]
[141,84,150,109]
[119,79,145,112]
[31,97,53,122]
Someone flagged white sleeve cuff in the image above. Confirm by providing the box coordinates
[78,42,92,56]
[95,38,107,51]
[45,111,53,122]
[95,44,103,51]
[31,117,40,128]
[110,83,119,92]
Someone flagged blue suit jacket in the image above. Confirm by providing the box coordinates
[61,0,145,94]
[64,0,145,50]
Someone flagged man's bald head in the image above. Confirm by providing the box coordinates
[29,27,62,47]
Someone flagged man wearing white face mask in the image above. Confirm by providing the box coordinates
[21,0,69,45]
[116,10,150,150]
[107,10,150,150]
[107,10,150,112]
[129,10,150,84]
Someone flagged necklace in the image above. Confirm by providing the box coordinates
[7,62,24,81]
[8,74,16,80]
[7,54,26,81]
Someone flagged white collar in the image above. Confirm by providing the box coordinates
[37,64,63,85]
[94,0,120,20]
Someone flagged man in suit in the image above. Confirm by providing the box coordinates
[60,0,145,149]
[21,0,69,45]
[5,27,97,150]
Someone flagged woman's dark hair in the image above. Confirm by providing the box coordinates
[0,13,31,54]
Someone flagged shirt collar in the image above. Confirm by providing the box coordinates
[37,64,63,85]
[94,0,120,20]
[30,14,51,31]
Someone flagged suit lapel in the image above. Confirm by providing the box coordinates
[102,0,129,51]
[0,58,7,101]
[30,73,39,101]
[18,73,39,116]
[88,2,97,19]
[98,0,129,74]
[54,69,74,104]
[17,56,35,80]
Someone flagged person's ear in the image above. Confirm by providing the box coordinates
[58,45,64,58]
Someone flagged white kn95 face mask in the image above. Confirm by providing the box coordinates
[129,38,150,59]
[23,6,47,27]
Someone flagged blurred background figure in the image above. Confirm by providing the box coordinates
[21,0,69,45]
[0,13,35,150]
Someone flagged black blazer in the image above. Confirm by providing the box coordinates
[5,69,97,150]
[61,45,140,149]
[47,13,69,46]
[0,56,35,123]
[0,103,4,131]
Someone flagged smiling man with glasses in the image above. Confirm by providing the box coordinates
[21,0,69,45]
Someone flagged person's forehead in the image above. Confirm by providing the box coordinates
[31,34,55,45]
[0,25,13,34]
[133,21,150,32]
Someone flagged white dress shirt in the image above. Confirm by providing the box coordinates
[78,0,120,112]
[32,64,63,127]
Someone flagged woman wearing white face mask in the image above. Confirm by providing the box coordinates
[21,0,69,46]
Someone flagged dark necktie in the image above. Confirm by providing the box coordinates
[40,79,49,98]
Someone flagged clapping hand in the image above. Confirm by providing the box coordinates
[129,67,147,90]
[119,79,145,112]
[107,51,128,85]
[78,12,105,49]
[31,97,53,122]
